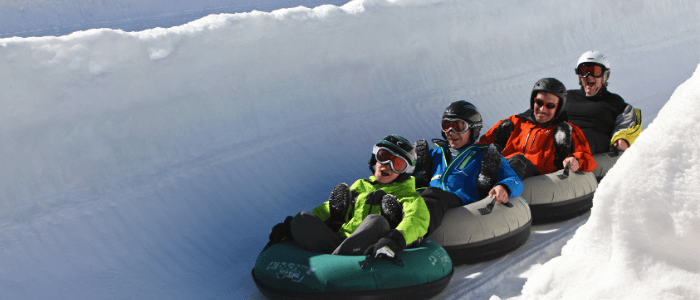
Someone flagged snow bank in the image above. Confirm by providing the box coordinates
[516,65,700,299]
[0,0,351,38]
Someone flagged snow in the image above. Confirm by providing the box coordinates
[0,0,352,38]
[0,0,698,299]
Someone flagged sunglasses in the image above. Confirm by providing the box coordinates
[373,147,409,174]
[576,64,606,78]
[441,118,470,134]
[534,99,557,109]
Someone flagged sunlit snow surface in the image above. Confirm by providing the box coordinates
[0,0,352,38]
[0,0,698,299]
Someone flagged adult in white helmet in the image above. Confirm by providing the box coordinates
[564,51,642,154]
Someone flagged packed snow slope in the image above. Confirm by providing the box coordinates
[0,0,697,299]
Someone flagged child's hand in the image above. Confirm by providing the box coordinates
[360,230,406,268]
[488,185,509,203]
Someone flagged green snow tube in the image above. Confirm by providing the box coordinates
[520,168,597,223]
[252,239,453,300]
[591,151,622,181]
[426,196,531,264]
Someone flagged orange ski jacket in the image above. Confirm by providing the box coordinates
[478,110,596,175]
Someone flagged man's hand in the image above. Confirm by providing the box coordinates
[613,139,629,151]
[488,185,509,204]
[563,157,580,172]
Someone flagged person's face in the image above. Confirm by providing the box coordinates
[533,92,559,123]
[445,128,472,149]
[374,161,400,183]
[580,75,605,96]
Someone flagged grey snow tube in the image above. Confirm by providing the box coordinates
[426,196,531,264]
[520,169,597,223]
[591,151,622,181]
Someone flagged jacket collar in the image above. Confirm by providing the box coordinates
[367,173,411,185]
[579,86,609,98]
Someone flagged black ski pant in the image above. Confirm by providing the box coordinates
[507,154,542,180]
[290,211,390,255]
[420,187,464,237]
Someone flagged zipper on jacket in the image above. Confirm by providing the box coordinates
[440,146,479,191]
[529,131,539,150]
[524,132,531,150]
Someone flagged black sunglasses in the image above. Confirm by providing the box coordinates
[534,99,557,109]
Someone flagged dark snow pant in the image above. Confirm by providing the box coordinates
[290,211,391,255]
[420,187,464,237]
[507,154,541,180]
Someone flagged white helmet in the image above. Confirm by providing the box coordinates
[576,51,610,70]
[575,51,611,94]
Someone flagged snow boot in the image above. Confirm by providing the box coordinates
[553,122,573,170]
[327,183,351,230]
[494,119,514,152]
[380,194,404,229]
[412,139,433,188]
[477,144,502,199]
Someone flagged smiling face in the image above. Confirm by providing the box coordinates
[580,75,605,96]
[374,161,400,183]
[444,128,472,149]
[533,92,559,124]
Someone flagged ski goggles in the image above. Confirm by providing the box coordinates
[373,146,410,174]
[441,118,470,134]
[534,99,557,109]
[576,63,606,78]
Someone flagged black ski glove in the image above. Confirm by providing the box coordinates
[413,139,433,188]
[359,230,407,268]
[269,216,294,244]
[365,189,387,206]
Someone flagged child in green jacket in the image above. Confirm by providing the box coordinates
[268,135,430,263]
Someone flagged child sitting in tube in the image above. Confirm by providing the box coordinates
[266,135,429,266]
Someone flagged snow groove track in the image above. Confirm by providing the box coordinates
[443,213,591,300]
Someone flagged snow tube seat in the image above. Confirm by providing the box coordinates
[591,151,622,181]
[426,196,531,264]
[252,239,453,300]
[521,168,597,223]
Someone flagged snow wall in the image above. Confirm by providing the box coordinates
[0,0,698,299]
[0,0,351,38]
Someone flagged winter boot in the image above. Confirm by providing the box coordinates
[327,183,351,230]
[412,139,433,188]
[493,119,514,152]
[477,144,502,199]
[553,122,573,170]
[380,194,404,229]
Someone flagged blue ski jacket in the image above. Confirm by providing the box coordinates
[428,143,523,205]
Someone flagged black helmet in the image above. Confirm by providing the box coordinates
[368,135,416,181]
[441,100,482,144]
[374,134,417,173]
[530,78,567,119]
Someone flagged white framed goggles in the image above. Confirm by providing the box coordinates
[372,146,414,174]
[441,118,471,134]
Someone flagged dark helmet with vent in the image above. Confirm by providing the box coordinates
[530,78,567,119]
[441,100,483,144]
